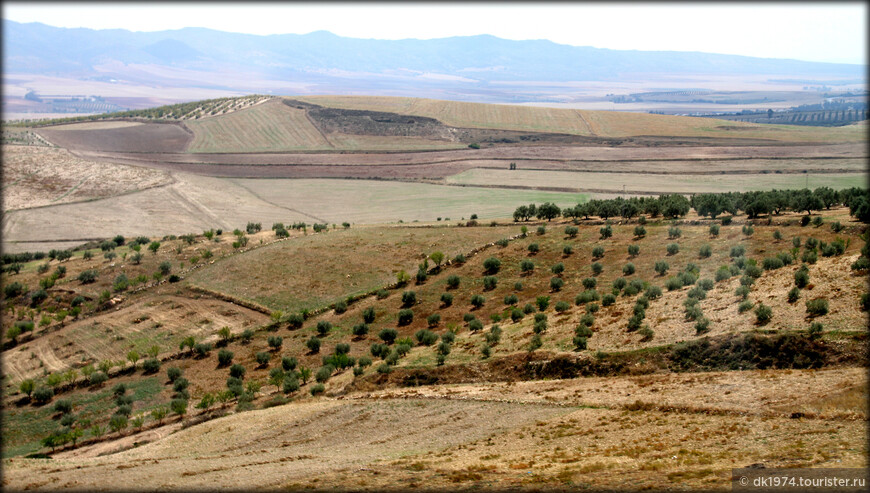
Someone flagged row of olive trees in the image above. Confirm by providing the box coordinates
[512,187,869,223]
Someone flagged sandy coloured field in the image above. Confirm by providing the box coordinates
[1,173,584,253]
[3,367,864,491]
[1,145,172,211]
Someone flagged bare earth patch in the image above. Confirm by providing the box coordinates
[1,145,172,211]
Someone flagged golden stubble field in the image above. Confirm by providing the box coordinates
[297,95,868,143]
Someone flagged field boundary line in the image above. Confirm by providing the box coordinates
[187,285,273,315]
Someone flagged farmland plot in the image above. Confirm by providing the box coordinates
[186,99,332,152]
[446,168,866,194]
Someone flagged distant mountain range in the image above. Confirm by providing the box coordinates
[3,20,865,103]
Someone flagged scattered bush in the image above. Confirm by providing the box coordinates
[77,269,98,284]
[666,243,679,255]
[287,313,304,330]
[401,291,417,307]
[592,246,605,259]
[379,328,399,344]
[754,303,773,324]
[730,245,746,258]
[612,277,627,291]
[694,317,711,335]
[316,320,332,336]
[444,275,461,291]
[483,257,502,274]
[805,298,829,317]
[306,337,321,353]
[440,293,454,307]
[762,257,784,270]
[334,300,347,314]
[397,309,414,326]
[267,335,283,351]
[622,263,636,275]
[415,329,439,346]
[471,294,486,308]
[483,276,498,291]
[687,286,707,300]
[142,358,160,374]
[549,277,564,291]
[664,277,682,291]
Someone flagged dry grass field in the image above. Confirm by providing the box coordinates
[2,173,586,253]
[2,367,864,491]
[298,95,867,143]
[297,95,597,135]
[185,224,523,314]
[1,145,173,211]
[228,178,587,223]
[185,99,333,153]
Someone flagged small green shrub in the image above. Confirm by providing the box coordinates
[306,337,321,353]
[379,327,399,344]
[805,298,829,317]
[787,287,801,303]
[483,276,498,291]
[754,303,772,324]
[397,309,413,326]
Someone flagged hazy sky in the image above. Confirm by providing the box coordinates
[4,2,866,65]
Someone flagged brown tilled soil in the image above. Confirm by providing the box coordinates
[36,121,192,153]
[2,367,865,491]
